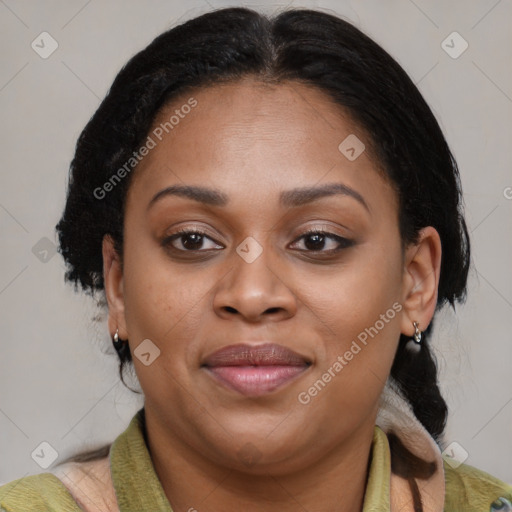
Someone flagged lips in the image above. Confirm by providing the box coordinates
[202,343,311,397]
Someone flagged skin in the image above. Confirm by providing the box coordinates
[103,77,442,512]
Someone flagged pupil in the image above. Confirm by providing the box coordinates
[305,233,324,250]
[184,233,202,249]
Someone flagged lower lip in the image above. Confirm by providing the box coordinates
[204,365,309,397]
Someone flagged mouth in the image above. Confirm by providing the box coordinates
[201,343,312,397]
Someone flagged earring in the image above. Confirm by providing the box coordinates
[112,328,130,361]
[405,321,422,353]
[113,328,123,351]
[412,321,422,344]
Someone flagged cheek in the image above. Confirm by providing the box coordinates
[296,271,403,435]
[304,243,402,335]
[300,243,403,391]
[121,234,210,361]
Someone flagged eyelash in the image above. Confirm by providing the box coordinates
[162,227,354,255]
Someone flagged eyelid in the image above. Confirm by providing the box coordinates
[165,222,348,242]
[165,224,224,242]
[289,221,351,239]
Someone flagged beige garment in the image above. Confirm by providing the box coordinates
[52,456,118,512]
[376,381,445,512]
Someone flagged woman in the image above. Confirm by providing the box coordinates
[1,6,510,512]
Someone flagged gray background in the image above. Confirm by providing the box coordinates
[0,0,511,485]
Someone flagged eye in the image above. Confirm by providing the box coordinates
[163,228,223,252]
[289,228,354,253]
[162,227,354,255]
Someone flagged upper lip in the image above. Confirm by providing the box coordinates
[202,343,312,367]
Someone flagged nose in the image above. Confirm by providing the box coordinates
[212,244,298,323]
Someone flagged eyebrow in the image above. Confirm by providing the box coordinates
[147,182,370,213]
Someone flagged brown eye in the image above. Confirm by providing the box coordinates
[163,229,223,252]
[290,229,354,253]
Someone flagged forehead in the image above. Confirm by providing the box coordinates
[127,77,397,219]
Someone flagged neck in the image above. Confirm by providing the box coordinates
[144,408,376,512]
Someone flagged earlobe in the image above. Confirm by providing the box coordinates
[102,235,127,339]
[400,226,442,337]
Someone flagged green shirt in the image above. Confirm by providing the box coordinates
[1,408,511,511]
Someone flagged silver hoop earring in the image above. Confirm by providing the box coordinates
[413,321,422,344]
[405,321,422,353]
[113,328,122,349]
[112,328,130,360]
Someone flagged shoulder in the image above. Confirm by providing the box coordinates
[0,473,82,511]
[443,459,512,512]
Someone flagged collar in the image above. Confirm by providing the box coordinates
[109,408,172,511]
[108,409,396,511]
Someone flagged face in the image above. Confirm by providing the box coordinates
[104,77,431,475]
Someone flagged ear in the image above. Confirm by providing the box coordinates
[400,226,442,338]
[102,235,127,340]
